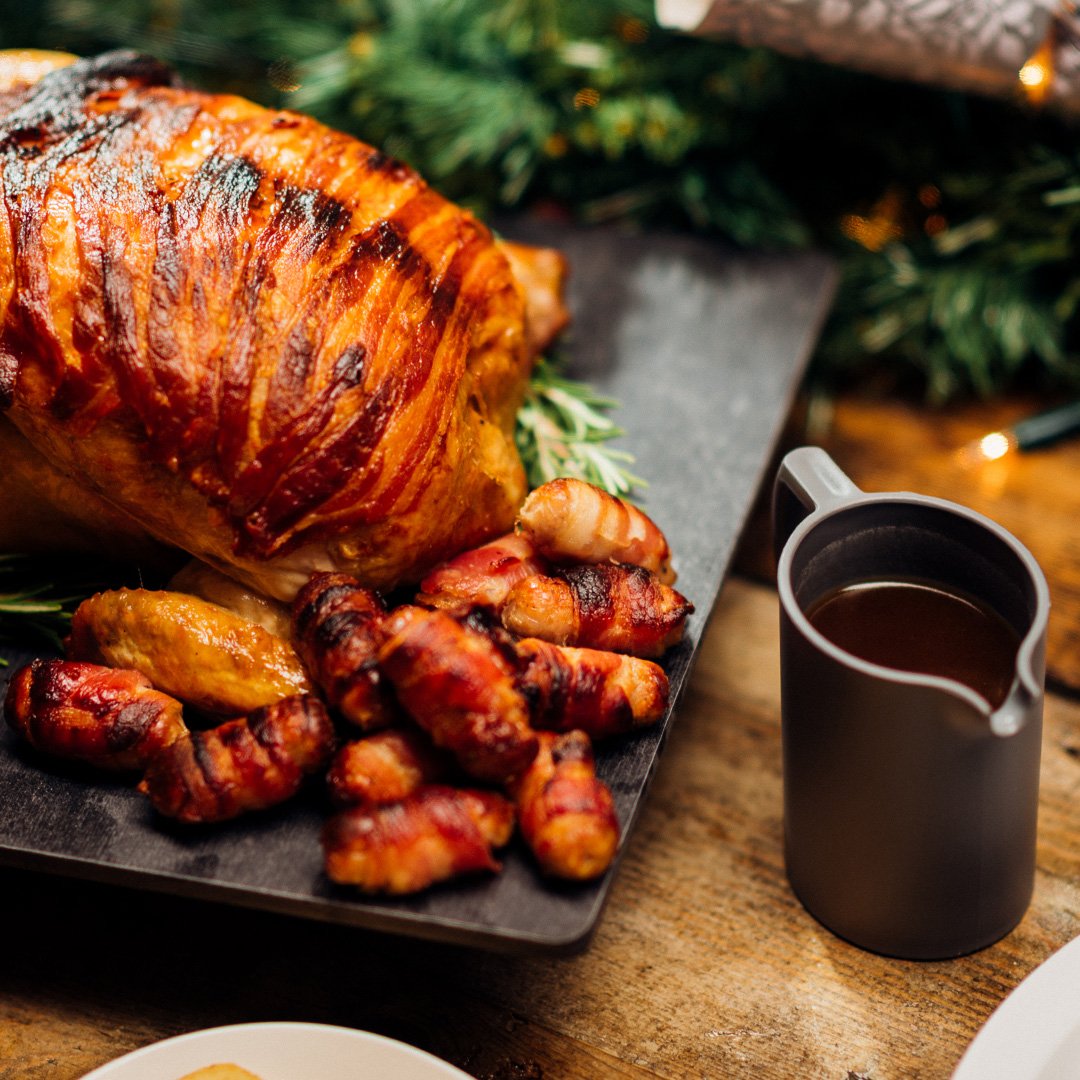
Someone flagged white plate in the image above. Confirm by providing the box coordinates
[80,1022,473,1080]
[953,934,1080,1080]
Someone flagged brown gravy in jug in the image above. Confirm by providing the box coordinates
[806,579,1022,708]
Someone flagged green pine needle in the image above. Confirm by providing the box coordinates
[0,554,132,657]
[516,357,645,497]
[16,0,1080,403]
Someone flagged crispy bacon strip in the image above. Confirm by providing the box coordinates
[326,728,454,808]
[517,478,675,584]
[377,605,538,782]
[0,51,569,601]
[138,694,335,823]
[321,785,515,894]
[514,639,669,738]
[68,588,311,717]
[4,659,187,770]
[501,564,693,658]
[508,730,620,880]
[415,532,549,613]
[291,572,397,731]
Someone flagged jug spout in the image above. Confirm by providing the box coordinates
[990,628,1047,738]
[990,683,1035,738]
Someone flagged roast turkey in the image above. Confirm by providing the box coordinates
[0,49,569,599]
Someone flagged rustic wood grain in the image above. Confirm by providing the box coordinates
[3,575,1079,1079]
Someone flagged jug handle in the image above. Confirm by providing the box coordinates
[772,447,861,565]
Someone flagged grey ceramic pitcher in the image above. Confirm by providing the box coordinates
[773,446,1050,960]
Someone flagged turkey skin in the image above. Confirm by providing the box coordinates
[0,50,568,599]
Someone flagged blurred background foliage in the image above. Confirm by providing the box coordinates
[6,0,1080,402]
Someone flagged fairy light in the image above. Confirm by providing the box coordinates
[956,430,1018,469]
[918,185,941,209]
[613,14,649,43]
[1019,60,1049,87]
[1019,19,1059,105]
[924,213,947,236]
[979,432,1014,460]
[839,188,904,252]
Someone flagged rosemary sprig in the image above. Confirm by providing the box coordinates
[0,554,126,659]
[0,367,636,653]
[515,356,645,498]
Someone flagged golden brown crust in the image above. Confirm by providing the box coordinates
[326,728,453,808]
[3,658,187,770]
[321,784,514,893]
[517,478,675,584]
[67,588,311,716]
[0,51,569,599]
[0,416,165,560]
[377,605,538,782]
[415,531,549,613]
[514,638,669,737]
[507,730,619,880]
[498,241,572,358]
[168,558,292,638]
[138,694,335,823]
[501,564,693,657]
[176,1068,264,1080]
[291,572,398,731]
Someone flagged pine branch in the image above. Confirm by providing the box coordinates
[22,0,1080,401]
[516,357,645,497]
[0,554,130,658]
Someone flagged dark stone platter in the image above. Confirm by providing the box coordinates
[0,223,836,954]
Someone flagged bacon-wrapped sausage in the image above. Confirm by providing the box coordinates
[326,728,454,808]
[501,564,693,658]
[508,730,620,880]
[4,659,187,771]
[291,573,397,731]
[377,606,538,782]
[415,532,549,613]
[138,694,335,823]
[517,479,675,585]
[514,639,669,738]
[321,785,515,894]
[67,588,311,717]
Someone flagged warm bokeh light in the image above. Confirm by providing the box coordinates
[918,184,941,209]
[956,430,1019,470]
[924,213,947,236]
[979,432,1012,460]
[839,188,904,251]
[840,214,902,252]
[1019,61,1048,87]
[614,14,649,43]
[1019,28,1056,105]
[543,133,569,157]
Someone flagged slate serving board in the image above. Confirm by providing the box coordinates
[0,223,836,954]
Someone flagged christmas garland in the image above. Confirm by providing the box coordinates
[7,0,1080,407]
[3,0,1078,640]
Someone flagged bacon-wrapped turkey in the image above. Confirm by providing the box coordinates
[0,50,569,599]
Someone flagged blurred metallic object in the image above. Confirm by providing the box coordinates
[656,0,1080,112]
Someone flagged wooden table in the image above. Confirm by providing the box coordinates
[4,392,1080,1079]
